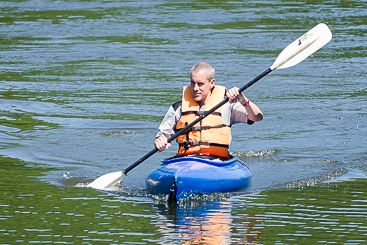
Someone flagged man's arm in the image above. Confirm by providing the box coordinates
[155,102,181,151]
[226,87,263,123]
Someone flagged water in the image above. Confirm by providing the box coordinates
[1,0,366,244]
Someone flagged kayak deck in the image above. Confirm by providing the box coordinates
[145,156,251,201]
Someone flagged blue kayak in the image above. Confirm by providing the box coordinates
[145,155,251,201]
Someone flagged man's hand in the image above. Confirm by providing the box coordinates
[226,86,263,122]
[154,135,172,151]
[226,87,247,104]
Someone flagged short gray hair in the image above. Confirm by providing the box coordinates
[190,62,215,81]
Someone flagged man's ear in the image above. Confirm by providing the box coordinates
[209,79,215,88]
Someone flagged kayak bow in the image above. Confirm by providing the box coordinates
[145,156,251,201]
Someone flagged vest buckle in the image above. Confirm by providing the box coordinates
[181,141,192,150]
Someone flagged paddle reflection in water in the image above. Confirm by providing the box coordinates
[154,199,260,244]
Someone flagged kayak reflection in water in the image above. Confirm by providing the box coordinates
[154,199,262,244]
[154,62,263,159]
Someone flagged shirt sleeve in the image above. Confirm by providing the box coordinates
[222,102,252,126]
[156,102,182,139]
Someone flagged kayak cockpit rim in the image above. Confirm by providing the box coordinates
[161,154,238,167]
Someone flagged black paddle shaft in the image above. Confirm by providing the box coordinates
[123,67,273,175]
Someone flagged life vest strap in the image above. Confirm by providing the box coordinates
[190,124,228,132]
[181,111,221,116]
[179,141,229,150]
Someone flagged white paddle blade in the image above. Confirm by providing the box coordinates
[271,23,332,70]
[87,171,125,189]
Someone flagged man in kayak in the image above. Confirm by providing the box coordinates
[154,62,263,159]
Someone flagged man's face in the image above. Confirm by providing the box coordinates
[190,70,215,105]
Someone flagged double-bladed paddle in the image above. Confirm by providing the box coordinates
[87,23,332,190]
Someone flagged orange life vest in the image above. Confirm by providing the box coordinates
[176,85,231,158]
